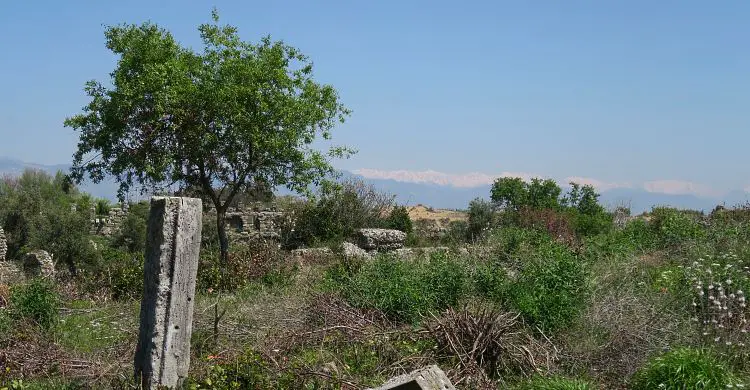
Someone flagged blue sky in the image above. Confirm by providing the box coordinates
[1,1,748,196]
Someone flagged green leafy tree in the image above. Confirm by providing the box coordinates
[386,205,413,234]
[526,178,562,210]
[64,10,352,263]
[490,177,527,211]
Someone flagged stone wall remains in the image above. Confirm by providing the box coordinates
[0,227,7,262]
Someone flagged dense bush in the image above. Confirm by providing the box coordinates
[501,236,588,333]
[0,170,96,273]
[466,198,495,242]
[629,348,743,389]
[27,202,98,275]
[110,201,149,253]
[326,252,467,323]
[385,205,413,234]
[650,207,706,247]
[282,178,394,248]
[9,279,59,331]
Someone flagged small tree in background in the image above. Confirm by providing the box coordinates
[64,10,352,263]
[386,205,413,234]
[467,198,495,242]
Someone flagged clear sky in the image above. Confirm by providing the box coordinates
[1,1,748,196]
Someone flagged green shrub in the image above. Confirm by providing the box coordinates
[515,375,595,390]
[385,205,413,234]
[504,239,587,333]
[467,198,495,242]
[110,201,148,253]
[283,179,394,248]
[328,252,467,323]
[650,207,706,247]
[630,348,744,389]
[103,249,144,300]
[9,279,59,330]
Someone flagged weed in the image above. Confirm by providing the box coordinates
[9,279,59,331]
[629,347,744,389]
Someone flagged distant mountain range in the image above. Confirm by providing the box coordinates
[2,156,747,214]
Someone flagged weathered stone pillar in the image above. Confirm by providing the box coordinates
[134,197,202,389]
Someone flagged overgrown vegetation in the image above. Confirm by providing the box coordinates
[3,166,750,388]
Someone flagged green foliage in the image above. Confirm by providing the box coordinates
[504,238,587,333]
[0,170,90,264]
[27,201,97,275]
[326,252,467,323]
[201,213,221,250]
[650,207,706,247]
[490,177,528,211]
[490,179,610,237]
[190,350,275,389]
[94,199,110,216]
[102,248,144,300]
[110,201,148,253]
[514,375,595,390]
[385,205,413,234]
[283,179,393,248]
[9,279,59,331]
[467,198,495,242]
[630,348,744,390]
[65,10,352,263]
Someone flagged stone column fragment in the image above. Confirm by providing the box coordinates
[134,197,202,389]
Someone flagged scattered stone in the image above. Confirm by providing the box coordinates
[135,197,203,390]
[356,228,407,251]
[341,242,370,259]
[23,250,55,279]
[0,227,6,261]
[368,365,455,390]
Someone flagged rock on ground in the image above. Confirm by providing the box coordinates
[367,365,456,390]
[355,228,407,251]
[341,242,371,259]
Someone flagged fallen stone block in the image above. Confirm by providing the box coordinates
[356,228,407,251]
[368,365,456,390]
[342,242,371,259]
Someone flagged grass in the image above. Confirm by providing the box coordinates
[54,300,137,354]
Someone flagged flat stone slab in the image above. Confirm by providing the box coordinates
[368,365,456,390]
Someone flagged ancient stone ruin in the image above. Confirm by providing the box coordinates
[0,227,6,262]
[90,202,130,237]
[23,249,55,279]
[221,202,285,242]
[368,365,455,390]
[356,228,407,252]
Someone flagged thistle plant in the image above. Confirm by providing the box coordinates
[685,252,750,365]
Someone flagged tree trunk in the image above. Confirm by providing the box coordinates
[216,208,229,264]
